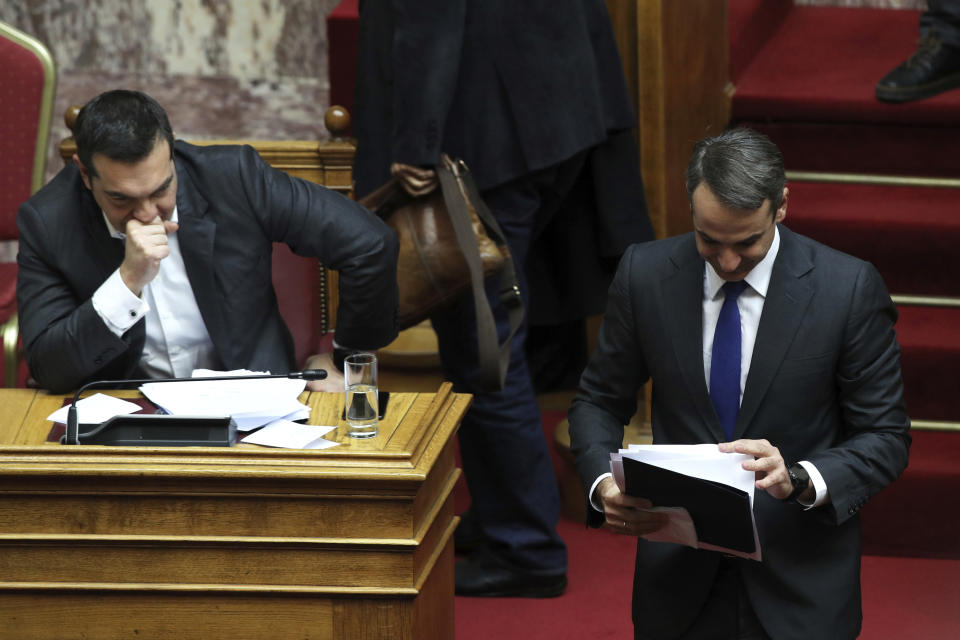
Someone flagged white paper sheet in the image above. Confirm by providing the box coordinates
[139,369,310,431]
[612,444,762,561]
[241,420,339,449]
[46,393,141,425]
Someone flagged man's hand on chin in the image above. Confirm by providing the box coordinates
[303,352,344,392]
[120,216,179,295]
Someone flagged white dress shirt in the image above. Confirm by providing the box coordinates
[590,227,828,512]
[90,207,219,378]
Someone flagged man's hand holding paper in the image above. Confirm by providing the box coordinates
[608,443,762,561]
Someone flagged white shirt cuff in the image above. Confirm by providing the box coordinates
[589,472,613,513]
[796,460,829,509]
[91,269,149,337]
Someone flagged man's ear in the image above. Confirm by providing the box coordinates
[73,154,93,191]
[775,187,788,224]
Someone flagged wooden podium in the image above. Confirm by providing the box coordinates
[0,384,469,640]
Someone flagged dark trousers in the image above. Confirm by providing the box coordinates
[922,0,960,48]
[635,560,771,640]
[430,154,587,574]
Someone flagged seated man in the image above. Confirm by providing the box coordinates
[17,89,398,393]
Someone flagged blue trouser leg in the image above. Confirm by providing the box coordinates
[430,173,567,574]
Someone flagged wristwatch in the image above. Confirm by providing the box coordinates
[786,463,811,503]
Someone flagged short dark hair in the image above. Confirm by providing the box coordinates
[685,127,785,214]
[74,90,174,178]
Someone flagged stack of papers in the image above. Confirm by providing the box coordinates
[140,369,310,431]
[612,444,762,561]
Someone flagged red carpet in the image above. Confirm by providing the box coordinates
[860,555,960,640]
[455,517,636,640]
[785,181,960,297]
[732,7,960,126]
[732,5,960,175]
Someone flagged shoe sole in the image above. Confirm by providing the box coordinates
[455,579,567,599]
[876,71,960,103]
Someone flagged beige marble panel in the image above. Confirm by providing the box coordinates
[795,0,926,7]
[1,0,340,184]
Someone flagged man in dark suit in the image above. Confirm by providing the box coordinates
[352,0,653,597]
[17,89,398,393]
[569,128,911,639]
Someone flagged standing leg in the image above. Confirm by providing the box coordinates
[431,168,570,597]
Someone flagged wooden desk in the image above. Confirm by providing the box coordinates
[0,384,469,640]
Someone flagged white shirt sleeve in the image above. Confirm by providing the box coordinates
[588,472,613,513]
[797,460,830,509]
[91,269,149,337]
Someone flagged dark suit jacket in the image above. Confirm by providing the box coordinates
[353,0,653,322]
[569,226,911,640]
[17,141,399,393]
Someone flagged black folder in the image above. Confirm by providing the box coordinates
[622,456,756,553]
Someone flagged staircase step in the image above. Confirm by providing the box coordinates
[897,305,960,423]
[786,180,960,298]
[731,5,960,174]
[861,430,960,558]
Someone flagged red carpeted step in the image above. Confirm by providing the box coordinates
[732,6,960,125]
[731,4,960,174]
[896,305,960,423]
[785,181,960,298]
[728,0,792,83]
[860,555,960,639]
[861,430,960,558]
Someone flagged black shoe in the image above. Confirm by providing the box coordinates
[876,36,960,102]
[454,509,485,555]
[454,555,567,598]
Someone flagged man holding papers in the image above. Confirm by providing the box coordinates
[17,90,398,393]
[569,128,910,640]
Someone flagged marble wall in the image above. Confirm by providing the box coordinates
[796,1,925,6]
[1,0,340,185]
[0,0,930,190]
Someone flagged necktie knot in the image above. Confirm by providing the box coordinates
[722,280,748,301]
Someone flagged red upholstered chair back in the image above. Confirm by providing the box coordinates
[0,21,55,239]
[0,21,56,387]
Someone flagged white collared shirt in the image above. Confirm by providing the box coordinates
[90,207,219,378]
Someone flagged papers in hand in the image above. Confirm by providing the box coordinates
[612,444,762,561]
[139,369,311,432]
[46,393,141,425]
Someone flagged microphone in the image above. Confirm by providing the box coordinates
[64,369,327,446]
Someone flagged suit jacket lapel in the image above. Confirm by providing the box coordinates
[661,236,726,440]
[735,226,814,437]
[174,159,228,360]
[79,186,125,278]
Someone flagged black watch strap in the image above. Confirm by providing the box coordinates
[786,463,811,503]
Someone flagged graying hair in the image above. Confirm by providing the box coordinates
[685,128,785,214]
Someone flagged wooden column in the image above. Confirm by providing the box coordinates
[606,0,732,239]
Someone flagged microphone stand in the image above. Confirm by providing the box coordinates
[64,369,327,446]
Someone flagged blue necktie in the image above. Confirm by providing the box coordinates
[710,280,748,440]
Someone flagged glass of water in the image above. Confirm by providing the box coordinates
[344,352,378,438]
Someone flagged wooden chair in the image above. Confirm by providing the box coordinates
[0,21,57,388]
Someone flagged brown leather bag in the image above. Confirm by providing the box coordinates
[358,155,523,391]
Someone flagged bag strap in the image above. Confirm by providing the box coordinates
[436,156,524,391]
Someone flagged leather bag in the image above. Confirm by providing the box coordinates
[358,155,523,391]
